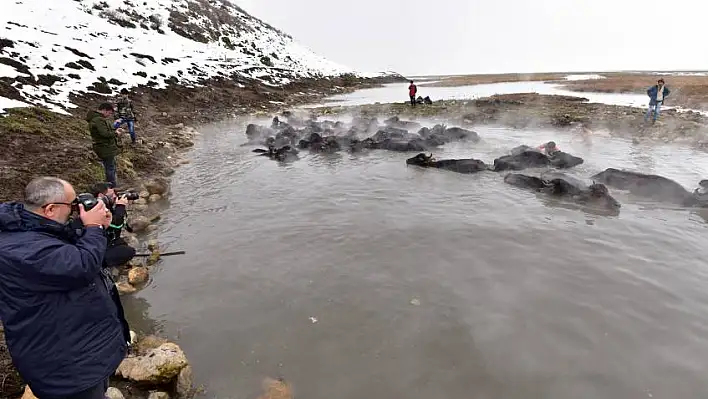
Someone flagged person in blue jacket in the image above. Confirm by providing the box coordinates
[645,78,670,123]
[0,177,128,399]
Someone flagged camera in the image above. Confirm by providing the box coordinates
[117,191,140,201]
[75,193,110,212]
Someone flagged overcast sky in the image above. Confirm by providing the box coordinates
[237,0,707,77]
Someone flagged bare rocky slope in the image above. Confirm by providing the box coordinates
[0,0,402,112]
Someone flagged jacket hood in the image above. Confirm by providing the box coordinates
[86,110,102,122]
[0,202,70,237]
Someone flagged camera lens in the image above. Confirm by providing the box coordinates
[76,193,99,211]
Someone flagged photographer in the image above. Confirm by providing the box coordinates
[90,182,137,267]
[0,177,127,399]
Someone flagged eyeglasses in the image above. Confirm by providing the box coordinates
[40,198,78,209]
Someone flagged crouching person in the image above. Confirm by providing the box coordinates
[90,182,136,267]
[0,177,128,399]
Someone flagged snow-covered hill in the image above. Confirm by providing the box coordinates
[0,0,399,114]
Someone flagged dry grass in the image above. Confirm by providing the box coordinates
[421,73,568,87]
[560,73,708,109]
[421,71,708,110]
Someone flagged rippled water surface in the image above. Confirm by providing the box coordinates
[128,95,708,399]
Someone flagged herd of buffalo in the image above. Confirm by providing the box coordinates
[244,113,708,214]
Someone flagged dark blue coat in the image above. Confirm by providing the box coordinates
[0,203,127,398]
[647,85,670,105]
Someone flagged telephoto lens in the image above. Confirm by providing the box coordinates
[75,193,100,211]
[120,192,140,201]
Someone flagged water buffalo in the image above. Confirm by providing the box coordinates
[493,147,583,171]
[443,127,480,142]
[297,133,341,153]
[253,145,300,161]
[384,116,422,130]
[245,123,276,144]
[378,138,429,152]
[493,150,552,171]
[590,168,708,206]
[504,171,621,211]
[406,153,488,174]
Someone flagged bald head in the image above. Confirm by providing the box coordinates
[24,177,76,224]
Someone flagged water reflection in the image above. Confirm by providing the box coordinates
[121,294,164,336]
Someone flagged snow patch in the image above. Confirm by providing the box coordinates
[0,96,31,114]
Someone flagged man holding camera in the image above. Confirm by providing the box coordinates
[0,177,128,399]
[87,102,122,188]
[90,182,137,268]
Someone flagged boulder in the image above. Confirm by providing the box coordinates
[21,386,37,399]
[147,240,159,251]
[139,191,150,199]
[145,178,169,196]
[176,365,194,398]
[130,216,150,233]
[116,282,137,295]
[106,387,125,399]
[146,251,161,266]
[132,204,148,212]
[123,233,139,249]
[134,198,148,205]
[148,392,170,399]
[258,377,294,399]
[115,343,189,385]
[128,267,149,285]
[148,194,162,203]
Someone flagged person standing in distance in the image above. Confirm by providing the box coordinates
[114,88,137,145]
[645,78,670,124]
[408,80,418,106]
[87,102,122,188]
[0,177,128,399]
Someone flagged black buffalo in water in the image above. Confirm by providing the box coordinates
[297,132,342,153]
[367,127,444,152]
[245,116,482,155]
[253,145,299,161]
[245,123,276,145]
[493,146,583,171]
[384,116,422,130]
[418,125,480,144]
[504,171,621,211]
[406,153,488,174]
[378,138,430,152]
[590,168,708,207]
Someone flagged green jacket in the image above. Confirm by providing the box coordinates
[86,110,119,159]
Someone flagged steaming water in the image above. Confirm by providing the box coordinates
[126,87,708,399]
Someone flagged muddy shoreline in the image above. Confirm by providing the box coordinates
[311,93,708,146]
